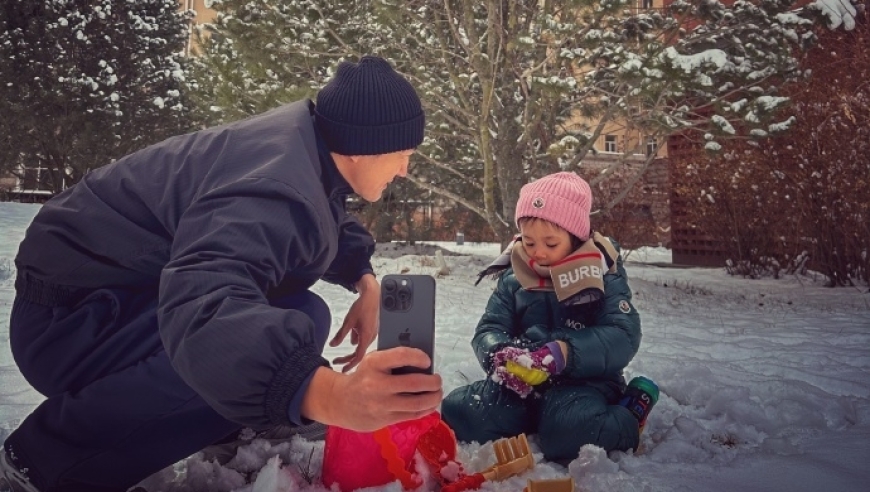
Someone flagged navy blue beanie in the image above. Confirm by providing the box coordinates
[314,56,425,156]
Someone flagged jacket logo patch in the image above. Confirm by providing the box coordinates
[619,300,631,313]
[565,318,586,330]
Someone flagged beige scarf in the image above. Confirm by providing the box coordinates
[510,232,618,305]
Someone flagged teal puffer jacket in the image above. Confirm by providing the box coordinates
[442,240,644,458]
[472,242,641,385]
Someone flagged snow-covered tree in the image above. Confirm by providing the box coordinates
[185,0,388,126]
[185,0,435,239]
[0,0,194,192]
[675,4,869,285]
[188,0,851,240]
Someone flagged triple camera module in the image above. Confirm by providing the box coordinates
[382,277,413,312]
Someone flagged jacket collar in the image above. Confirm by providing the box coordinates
[308,100,353,198]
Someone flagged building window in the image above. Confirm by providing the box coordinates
[641,0,654,9]
[604,135,617,153]
[646,137,658,157]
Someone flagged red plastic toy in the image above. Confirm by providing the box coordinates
[322,411,454,491]
[322,412,533,492]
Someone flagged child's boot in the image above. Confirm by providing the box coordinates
[619,376,659,437]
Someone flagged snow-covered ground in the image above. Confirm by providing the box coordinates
[1,202,869,492]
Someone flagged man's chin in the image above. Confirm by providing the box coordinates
[368,186,389,202]
[363,192,383,202]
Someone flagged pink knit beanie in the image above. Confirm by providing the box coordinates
[515,172,593,241]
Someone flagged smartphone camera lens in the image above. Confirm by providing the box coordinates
[383,295,396,310]
[383,279,397,292]
[397,288,411,302]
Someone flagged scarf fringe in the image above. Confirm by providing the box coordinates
[474,266,507,286]
[475,236,520,285]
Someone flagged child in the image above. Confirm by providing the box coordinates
[441,172,658,463]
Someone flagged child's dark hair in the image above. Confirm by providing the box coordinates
[517,216,584,250]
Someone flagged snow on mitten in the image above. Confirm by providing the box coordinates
[492,363,534,398]
[491,347,534,397]
[504,342,566,381]
[491,343,566,397]
[526,342,566,375]
[504,360,549,386]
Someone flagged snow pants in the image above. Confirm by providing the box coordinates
[441,377,639,462]
[4,285,331,492]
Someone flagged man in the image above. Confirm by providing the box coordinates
[1,55,442,492]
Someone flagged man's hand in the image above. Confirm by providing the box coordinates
[301,347,443,431]
[812,0,857,30]
[330,274,379,372]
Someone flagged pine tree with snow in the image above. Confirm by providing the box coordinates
[0,0,194,192]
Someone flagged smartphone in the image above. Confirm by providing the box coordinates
[377,274,436,375]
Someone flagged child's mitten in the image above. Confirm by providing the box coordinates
[492,364,534,398]
[491,343,566,397]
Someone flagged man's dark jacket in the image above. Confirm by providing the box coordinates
[14,101,375,428]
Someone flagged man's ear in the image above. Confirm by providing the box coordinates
[331,153,364,166]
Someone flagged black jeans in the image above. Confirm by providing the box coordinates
[5,287,330,492]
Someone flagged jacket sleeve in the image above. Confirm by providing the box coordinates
[471,274,522,373]
[553,246,641,380]
[321,210,375,291]
[158,178,331,429]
